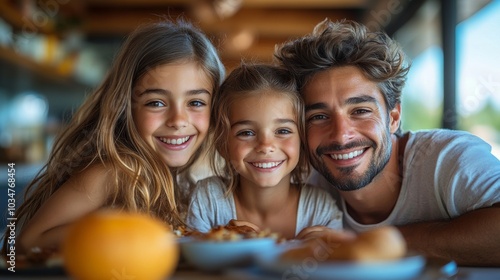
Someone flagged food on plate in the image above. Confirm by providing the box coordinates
[62,210,178,280]
[225,219,262,233]
[280,226,407,262]
[0,246,63,270]
[186,224,283,242]
[171,225,192,237]
[24,247,62,267]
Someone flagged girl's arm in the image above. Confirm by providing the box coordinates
[17,164,110,253]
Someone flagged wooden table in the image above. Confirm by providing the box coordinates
[4,263,500,280]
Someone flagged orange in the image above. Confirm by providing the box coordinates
[62,210,179,280]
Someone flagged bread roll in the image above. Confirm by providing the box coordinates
[327,226,406,262]
[280,226,407,263]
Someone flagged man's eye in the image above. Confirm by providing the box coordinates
[353,109,371,115]
[307,114,327,121]
[146,101,165,107]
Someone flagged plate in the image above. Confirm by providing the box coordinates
[255,247,426,280]
[180,237,277,271]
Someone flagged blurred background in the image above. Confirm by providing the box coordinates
[0,0,499,189]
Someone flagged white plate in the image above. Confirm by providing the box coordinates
[180,237,277,271]
[255,247,426,280]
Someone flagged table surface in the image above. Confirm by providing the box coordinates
[2,260,500,280]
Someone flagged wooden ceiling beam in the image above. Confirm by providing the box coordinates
[219,36,291,70]
[82,7,361,37]
[200,8,361,37]
[84,0,369,9]
[84,0,195,7]
[241,0,371,9]
[82,9,185,35]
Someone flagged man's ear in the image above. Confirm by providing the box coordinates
[389,103,401,134]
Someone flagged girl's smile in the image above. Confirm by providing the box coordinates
[156,135,194,151]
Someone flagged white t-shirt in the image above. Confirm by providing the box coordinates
[309,129,500,232]
[186,176,343,235]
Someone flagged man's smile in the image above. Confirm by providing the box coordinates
[328,148,366,160]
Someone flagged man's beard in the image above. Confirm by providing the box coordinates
[311,130,392,192]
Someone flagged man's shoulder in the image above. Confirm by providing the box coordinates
[403,129,496,182]
[409,128,472,140]
[407,129,485,150]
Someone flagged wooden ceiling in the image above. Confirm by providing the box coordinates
[1,0,380,70]
[82,0,371,68]
[2,0,493,72]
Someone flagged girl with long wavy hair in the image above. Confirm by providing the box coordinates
[2,19,225,254]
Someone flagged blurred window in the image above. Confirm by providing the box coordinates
[394,0,500,159]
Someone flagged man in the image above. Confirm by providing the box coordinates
[274,19,500,266]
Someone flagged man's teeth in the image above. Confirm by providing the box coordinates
[159,136,189,145]
[252,161,282,169]
[330,149,364,160]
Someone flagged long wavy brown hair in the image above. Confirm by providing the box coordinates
[2,19,225,253]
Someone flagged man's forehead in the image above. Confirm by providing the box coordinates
[302,70,385,109]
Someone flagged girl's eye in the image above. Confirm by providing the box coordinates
[146,101,165,107]
[277,128,293,135]
[189,100,206,107]
[236,130,255,137]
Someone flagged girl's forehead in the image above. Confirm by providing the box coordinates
[134,61,213,92]
[232,89,295,101]
[232,91,297,113]
[139,60,211,78]
[229,91,298,117]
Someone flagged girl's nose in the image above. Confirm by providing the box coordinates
[166,107,188,129]
[255,135,275,154]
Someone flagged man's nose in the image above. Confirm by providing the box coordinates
[329,115,355,144]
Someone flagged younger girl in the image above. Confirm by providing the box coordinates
[2,19,225,253]
[186,64,342,239]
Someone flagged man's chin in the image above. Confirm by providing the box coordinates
[333,181,366,192]
[316,167,365,192]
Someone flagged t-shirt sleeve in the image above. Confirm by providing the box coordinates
[298,184,344,232]
[185,177,233,232]
[434,132,500,216]
[185,179,213,232]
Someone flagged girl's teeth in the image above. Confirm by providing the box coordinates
[160,136,189,145]
[330,149,364,160]
[252,161,282,169]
